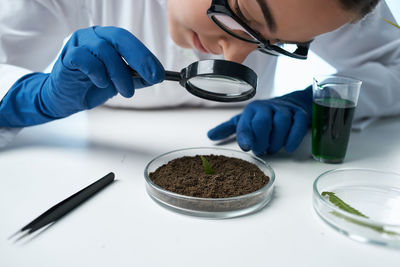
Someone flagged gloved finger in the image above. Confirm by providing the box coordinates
[207,114,240,140]
[267,107,292,155]
[237,107,256,151]
[285,110,309,152]
[85,84,118,109]
[83,30,135,98]
[93,26,165,85]
[63,46,110,89]
[131,77,154,90]
[251,107,273,156]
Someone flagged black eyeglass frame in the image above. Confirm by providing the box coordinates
[207,0,311,60]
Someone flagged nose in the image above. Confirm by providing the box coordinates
[218,38,257,63]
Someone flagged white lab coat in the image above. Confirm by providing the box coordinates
[0,0,399,146]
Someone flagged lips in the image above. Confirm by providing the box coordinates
[192,32,209,53]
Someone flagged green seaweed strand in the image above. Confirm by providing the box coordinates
[322,191,400,236]
[330,211,400,236]
[322,191,368,218]
[200,156,215,175]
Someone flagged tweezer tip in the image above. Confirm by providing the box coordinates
[8,229,29,242]
[7,230,21,240]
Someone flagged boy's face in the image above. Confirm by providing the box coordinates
[167,0,357,62]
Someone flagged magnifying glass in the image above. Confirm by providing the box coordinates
[130,59,257,102]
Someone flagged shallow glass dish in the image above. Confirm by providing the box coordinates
[144,147,275,219]
[313,168,400,248]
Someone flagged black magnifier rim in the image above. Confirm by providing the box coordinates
[180,59,257,102]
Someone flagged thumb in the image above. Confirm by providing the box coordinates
[208,114,241,140]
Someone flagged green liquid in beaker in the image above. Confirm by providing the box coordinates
[312,98,356,163]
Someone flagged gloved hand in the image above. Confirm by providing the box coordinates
[0,26,165,127]
[208,86,312,156]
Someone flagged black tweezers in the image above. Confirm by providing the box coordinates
[9,172,115,242]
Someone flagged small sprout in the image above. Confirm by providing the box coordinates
[200,156,215,175]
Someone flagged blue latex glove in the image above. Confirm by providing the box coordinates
[208,86,312,156]
[0,26,165,127]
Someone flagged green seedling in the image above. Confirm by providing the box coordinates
[322,191,400,236]
[200,156,215,175]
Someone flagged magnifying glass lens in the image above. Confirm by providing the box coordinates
[130,59,257,102]
[187,75,253,96]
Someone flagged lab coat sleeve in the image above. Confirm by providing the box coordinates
[0,0,91,146]
[310,1,400,121]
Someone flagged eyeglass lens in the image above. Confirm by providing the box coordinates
[212,14,257,42]
[262,43,304,55]
[212,13,304,56]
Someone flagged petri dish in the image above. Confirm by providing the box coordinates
[144,147,275,219]
[313,168,400,248]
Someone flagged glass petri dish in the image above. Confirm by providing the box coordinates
[313,168,400,248]
[144,147,275,219]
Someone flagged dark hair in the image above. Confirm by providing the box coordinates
[338,0,380,19]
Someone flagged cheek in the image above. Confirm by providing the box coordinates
[167,0,216,46]
[169,0,211,25]
[168,12,191,48]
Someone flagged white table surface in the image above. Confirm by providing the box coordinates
[1,106,400,267]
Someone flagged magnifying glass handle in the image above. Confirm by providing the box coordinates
[129,68,181,82]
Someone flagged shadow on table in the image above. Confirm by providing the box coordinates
[0,133,157,162]
[344,116,400,163]
[267,116,400,164]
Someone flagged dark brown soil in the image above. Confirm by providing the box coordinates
[149,155,270,198]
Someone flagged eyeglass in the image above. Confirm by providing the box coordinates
[207,0,311,60]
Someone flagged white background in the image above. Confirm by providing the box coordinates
[274,0,400,95]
